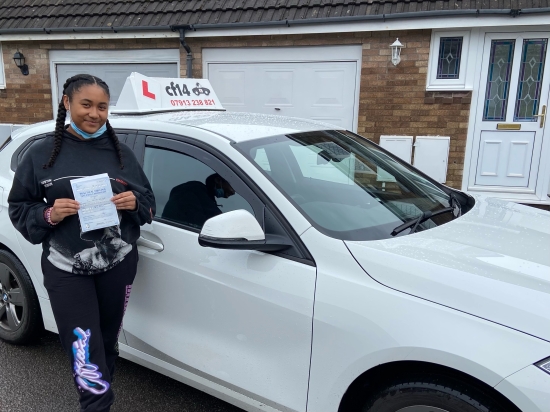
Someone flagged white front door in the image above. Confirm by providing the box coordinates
[469,33,549,199]
[208,61,358,131]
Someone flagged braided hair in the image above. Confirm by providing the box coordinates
[43,74,124,169]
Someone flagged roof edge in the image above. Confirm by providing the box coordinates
[1,8,549,36]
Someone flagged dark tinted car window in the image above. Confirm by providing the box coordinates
[143,146,254,230]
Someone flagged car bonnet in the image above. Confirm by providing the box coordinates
[345,196,550,342]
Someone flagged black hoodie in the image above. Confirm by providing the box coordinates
[8,130,156,275]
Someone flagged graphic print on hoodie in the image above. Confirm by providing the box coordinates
[8,129,155,275]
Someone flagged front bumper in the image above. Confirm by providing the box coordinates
[495,365,550,412]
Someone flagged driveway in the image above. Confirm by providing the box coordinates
[0,331,243,412]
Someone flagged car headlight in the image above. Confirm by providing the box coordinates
[536,357,550,375]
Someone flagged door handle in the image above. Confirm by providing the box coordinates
[137,234,164,252]
[533,105,546,128]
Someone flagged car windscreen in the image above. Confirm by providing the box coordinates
[235,130,461,241]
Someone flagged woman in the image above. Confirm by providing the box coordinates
[8,74,155,412]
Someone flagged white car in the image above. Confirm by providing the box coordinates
[0,110,549,412]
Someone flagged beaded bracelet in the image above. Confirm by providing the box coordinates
[44,207,59,226]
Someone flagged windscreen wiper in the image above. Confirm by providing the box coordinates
[390,207,455,237]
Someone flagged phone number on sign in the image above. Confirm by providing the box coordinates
[170,99,216,107]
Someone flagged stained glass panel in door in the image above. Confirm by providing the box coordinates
[483,40,515,121]
[514,39,548,121]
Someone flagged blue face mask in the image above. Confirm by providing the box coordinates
[215,187,225,198]
[70,119,107,139]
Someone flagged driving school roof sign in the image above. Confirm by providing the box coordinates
[111,72,225,114]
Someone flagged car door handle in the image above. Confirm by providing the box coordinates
[137,235,164,252]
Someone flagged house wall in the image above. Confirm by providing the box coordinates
[0,38,179,124]
[187,31,471,188]
[0,31,471,188]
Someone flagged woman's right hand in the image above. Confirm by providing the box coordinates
[50,199,80,223]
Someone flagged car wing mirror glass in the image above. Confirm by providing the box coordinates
[198,210,291,252]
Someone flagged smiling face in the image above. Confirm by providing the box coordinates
[63,84,110,136]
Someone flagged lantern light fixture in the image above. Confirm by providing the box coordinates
[390,38,404,66]
[13,51,29,75]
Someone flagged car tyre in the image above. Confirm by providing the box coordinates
[362,374,510,412]
[0,249,43,344]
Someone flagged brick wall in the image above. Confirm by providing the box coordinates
[186,30,471,188]
[0,38,179,124]
[1,43,52,124]
[0,31,471,188]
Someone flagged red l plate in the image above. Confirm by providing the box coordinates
[142,80,156,100]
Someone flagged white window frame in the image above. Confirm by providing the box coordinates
[0,43,6,89]
[49,49,180,118]
[426,30,473,91]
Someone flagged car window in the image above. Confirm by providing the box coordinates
[0,136,12,152]
[143,146,255,230]
[253,148,271,173]
[289,144,357,184]
[11,135,49,171]
[237,130,460,241]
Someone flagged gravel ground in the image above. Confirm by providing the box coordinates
[0,331,243,412]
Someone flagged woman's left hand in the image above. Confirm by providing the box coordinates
[112,191,137,211]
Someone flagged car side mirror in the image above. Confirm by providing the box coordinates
[198,210,291,252]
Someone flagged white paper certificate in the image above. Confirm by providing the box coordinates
[70,173,120,233]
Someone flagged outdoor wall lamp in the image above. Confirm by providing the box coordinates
[13,51,29,75]
[390,38,404,66]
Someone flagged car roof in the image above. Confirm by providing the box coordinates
[111,111,343,142]
[10,111,342,144]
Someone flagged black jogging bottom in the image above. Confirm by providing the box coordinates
[42,247,137,412]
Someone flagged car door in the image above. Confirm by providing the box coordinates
[122,133,316,412]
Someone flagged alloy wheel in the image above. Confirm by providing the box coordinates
[0,262,24,332]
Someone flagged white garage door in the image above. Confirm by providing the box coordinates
[56,63,178,106]
[208,61,358,131]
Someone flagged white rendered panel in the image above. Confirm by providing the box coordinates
[379,136,413,163]
[413,136,450,183]
[475,131,535,187]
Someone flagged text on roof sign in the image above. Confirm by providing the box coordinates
[111,72,224,114]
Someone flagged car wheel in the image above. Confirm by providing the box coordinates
[362,374,508,412]
[0,249,43,344]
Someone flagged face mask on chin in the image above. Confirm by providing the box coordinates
[68,105,107,139]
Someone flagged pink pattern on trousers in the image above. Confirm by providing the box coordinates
[117,285,132,340]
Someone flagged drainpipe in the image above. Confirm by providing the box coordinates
[176,26,193,78]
